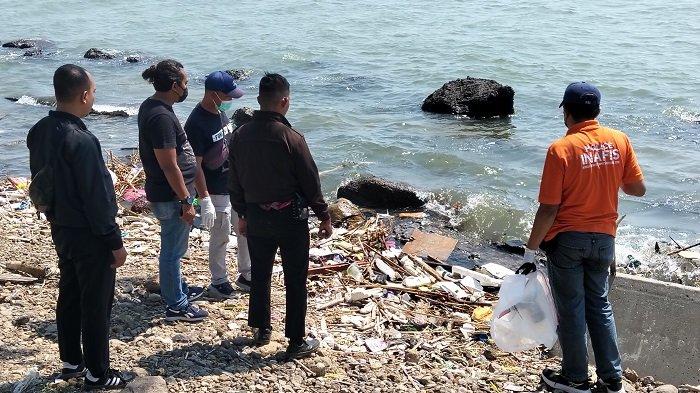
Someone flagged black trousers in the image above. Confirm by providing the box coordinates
[51,225,116,377]
[246,204,310,343]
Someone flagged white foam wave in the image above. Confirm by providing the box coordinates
[615,228,699,286]
[92,104,138,116]
[15,95,44,106]
[664,105,700,123]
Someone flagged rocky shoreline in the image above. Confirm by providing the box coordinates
[1,174,696,392]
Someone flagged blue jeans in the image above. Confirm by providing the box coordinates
[545,231,622,382]
[152,201,191,310]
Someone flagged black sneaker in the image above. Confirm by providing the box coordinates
[235,275,251,292]
[253,327,272,347]
[541,369,591,393]
[165,303,209,322]
[208,282,236,299]
[55,363,87,381]
[286,338,320,360]
[83,369,129,390]
[598,377,625,393]
[187,286,206,302]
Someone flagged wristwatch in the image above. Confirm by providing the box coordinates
[178,196,195,205]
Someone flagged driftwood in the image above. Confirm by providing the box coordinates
[668,242,700,256]
[0,273,39,284]
[5,262,48,278]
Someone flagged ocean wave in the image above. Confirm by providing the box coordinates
[92,104,138,116]
[12,95,137,116]
[664,105,700,123]
[15,95,47,106]
[281,52,321,66]
[616,229,700,286]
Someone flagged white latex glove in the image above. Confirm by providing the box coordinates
[199,196,216,229]
[523,248,538,264]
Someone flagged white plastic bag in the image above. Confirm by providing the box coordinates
[490,268,558,352]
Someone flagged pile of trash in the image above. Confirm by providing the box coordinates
[1,156,697,392]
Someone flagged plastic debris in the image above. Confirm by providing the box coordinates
[375,258,399,281]
[472,306,493,322]
[345,262,364,282]
[364,338,388,353]
[481,263,515,279]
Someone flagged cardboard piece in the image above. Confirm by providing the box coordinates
[402,229,458,262]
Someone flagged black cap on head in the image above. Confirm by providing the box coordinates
[559,82,601,108]
[53,64,90,102]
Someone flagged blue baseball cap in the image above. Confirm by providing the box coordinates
[205,71,244,98]
[559,82,601,107]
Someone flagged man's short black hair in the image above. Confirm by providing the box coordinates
[259,73,290,105]
[563,103,600,123]
[53,64,91,102]
[142,59,184,92]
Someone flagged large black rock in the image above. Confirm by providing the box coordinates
[2,39,50,49]
[84,48,115,60]
[337,176,426,209]
[422,77,514,119]
[226,69,252,81]
[231,107,254,127]
[3,39,55,57]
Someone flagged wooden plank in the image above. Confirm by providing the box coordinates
[5,262,48,278]
[398,212,427,219]
[308,260,369,276]
[0,273,39,284]
[402,229,457,262]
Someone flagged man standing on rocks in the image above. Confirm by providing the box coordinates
[138,60,211,322]
[27,64,129,389]
[228,73,333,359]
[525,82,646,393]
[184,71,251,297]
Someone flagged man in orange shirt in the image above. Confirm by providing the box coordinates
[525,82,645,393]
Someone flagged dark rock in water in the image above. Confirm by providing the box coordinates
[231,107,254,127]
[125,55,140,63]
[84,48,115,60]
[422,77,514,119]
[2,39,42,49]
[23,48,43,57]
[337,176,426,209]
[3,41,34,49]
[5,96,56,106]
[226,69,252,81]
[497,238,526,255]
[3,39,55,56]
[90,108,129,117]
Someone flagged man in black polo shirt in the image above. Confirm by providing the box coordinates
[184,71,251,298]
[138,60,211,322]
[27,64,129,389]
[229,73,333,359]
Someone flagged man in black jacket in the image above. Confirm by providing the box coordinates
[26,64,129,389]
[229,73,333,359]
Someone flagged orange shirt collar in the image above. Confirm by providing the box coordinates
[566,119,599,135]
